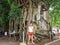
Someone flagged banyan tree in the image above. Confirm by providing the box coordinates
[18,0,51,35]
[8,0,53,41]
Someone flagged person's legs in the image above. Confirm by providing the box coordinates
[31,33,34,44]
[28,34,30,44]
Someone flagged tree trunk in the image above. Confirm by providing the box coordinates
[9,19,12,38]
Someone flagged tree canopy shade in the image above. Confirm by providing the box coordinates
[0,0,10,32]
[0,0,10,26]
[0,0,23,32]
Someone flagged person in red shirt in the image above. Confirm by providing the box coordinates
[27,23,34,44]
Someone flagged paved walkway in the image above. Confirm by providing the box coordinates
[0,37,19,45]
[45,39,60,45]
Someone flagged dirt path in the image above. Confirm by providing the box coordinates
[37,39,53,45]
[0,37,53,45]
[0,37,19,45]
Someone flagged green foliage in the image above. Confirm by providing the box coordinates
[49,1,60,27]
[0,0,23,32]
[0,0,10,26]
[8,2,23,23]
[0,17,4,25]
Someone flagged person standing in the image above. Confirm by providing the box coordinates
[27,23,34,44]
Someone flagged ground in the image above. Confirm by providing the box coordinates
[0,37,19,45]
[45,39,60,45]
[0,36,56,45]
[37,39,52,45]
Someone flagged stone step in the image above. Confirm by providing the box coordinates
[20,42,26,45]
